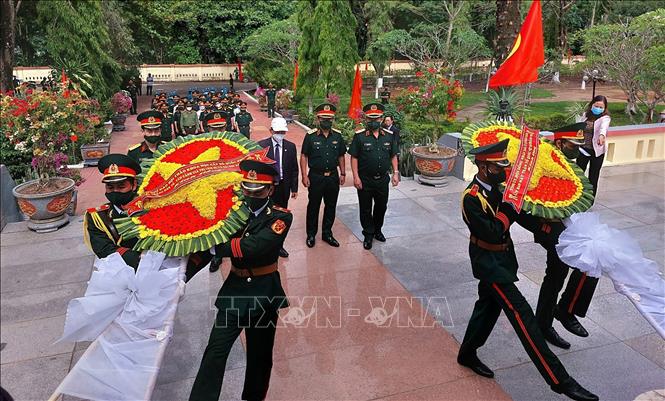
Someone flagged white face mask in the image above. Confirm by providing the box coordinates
[186,107,192,111]
[272,133,285,142]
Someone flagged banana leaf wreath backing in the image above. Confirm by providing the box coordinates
[460,120,594,219]
[115,131,262,256]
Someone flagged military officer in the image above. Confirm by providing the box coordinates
[457,139,598,401]
[234,101,253,138]
[348,103,399,250]
[203,111,228,133]
[128,110,163,162]
[126,79,138,114]
[265,82,277,118]
[300,103,347,248]
[158,104,174,142]
[188,158,292,401]
[380,86,391,104]
[84,154,143,268]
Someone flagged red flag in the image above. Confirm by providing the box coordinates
[292,61,299,92]
[237,60,243,82]
[348,65,363,121]
[61,69,70,98]
[489,0,544,88]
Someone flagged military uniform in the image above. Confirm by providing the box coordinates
[203,111,228,132]
[348,103,398,248]
[126,82,138,114]
[128,110,163,162]
[302,103,347,244]
[458,140,575,393]
[380,88,390,104]
[235,109,253,138]
[160,111,173,142]
[127,142,154,163]
[189,160,291,401]
[266,86,276,117]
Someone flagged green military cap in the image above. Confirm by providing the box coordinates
[239,159,278,192]
[204,111,228,129]
[98,154,141,183]
[552,122,585,145]
[363,103,385,118]
[315,103,336,119]
[469,138,510,167]
[136,110,163,129]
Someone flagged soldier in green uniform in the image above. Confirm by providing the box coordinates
[300,103,347,248]
[126,79,138,115]
[348,103,399,250]
[128,110,163,163]
[380,86,391,104]
[457,139,598,401]
[180,102,199,135]
[234,101,253,139]
[517,123,599,348]
[265,82,277,118]
[158,104,173,142]
[188,158,292,401]
[202,111,228,133]
[84,154,143,268]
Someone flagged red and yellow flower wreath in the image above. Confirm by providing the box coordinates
[461,120,594,219]
[115,131,262,256]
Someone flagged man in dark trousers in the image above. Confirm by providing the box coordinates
[457,139,598,401]
[258,117,298,257]
[300,103,347,248]
[348,103,399,250]
[518,123,599,347]
[126,79,138,115]
[188,158,292,401]
[265,82,277,118]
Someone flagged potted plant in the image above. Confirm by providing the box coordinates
[110,91,132,131]
[276,89,295,121]
[255,86,267,111]
[80,100,112,166]
[394,68,463,186]
[1,89,86,232]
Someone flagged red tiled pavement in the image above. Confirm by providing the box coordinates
[76,86,509,400]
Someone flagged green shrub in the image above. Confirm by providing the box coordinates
[524,113,570,130]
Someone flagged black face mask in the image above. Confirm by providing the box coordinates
[245,196,268,212]
[144,135,161,144]
[105,191,136,207]
[562,146,580,160]
[366,121,381,130]
[319,120,333,130]
[486,169,507,185]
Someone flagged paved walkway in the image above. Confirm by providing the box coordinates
[1,82,663,401]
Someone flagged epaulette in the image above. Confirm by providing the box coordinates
[272,205,291,213]
[307,128,318,134]
[87,204,110,213]
[128,143,141,151]
[469,184,479,197]
[355,128,366,134]
[331,127,342,134]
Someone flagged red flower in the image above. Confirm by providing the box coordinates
[70,134,78,142]
[415,71,424,78]
[427,67,436,74]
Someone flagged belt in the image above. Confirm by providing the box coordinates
[370,173,387,180]
[310,169,336,177]
[230,262,278,278]
[238,125,249,128]
[470,235,512,252]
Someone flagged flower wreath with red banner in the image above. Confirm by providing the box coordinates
[461,120,594,219]
[114,131,264,256]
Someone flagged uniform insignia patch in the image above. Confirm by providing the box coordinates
[109,164,119,174]
[469,184,479,196]
[248,170,257,180]
[384,142,390,146]
[214,113,221,119]
[271,219,287,234]
[148,116,156,122]
[370,104,377,110]
[332,141,338,144]
[323,105,331,111]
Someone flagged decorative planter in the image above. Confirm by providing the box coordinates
[111,113,128,131]
[103,120,113,135]
[80,141,111,166]
[12,177,76,233]
[411,145,457,187]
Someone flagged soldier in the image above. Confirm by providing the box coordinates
[457,139,598,401]
[203,111,229,133]
[126,79,138,115]
[265,82,277,118]
[234,101,253,139]
[348,103,399,250]
[84,154,143,268]
[188,158,292,401]
[517,123,599,348]
[128,110,163,163]
[158,104,174,142]
[300,103,347,248]
[180,102,199,135]
[380,86,391,104]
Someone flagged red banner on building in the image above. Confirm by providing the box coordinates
[503,125,540,212]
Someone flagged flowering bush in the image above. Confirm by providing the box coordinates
[0,88,104,185]
[393,67,464,136]
[276,89,294,111]
[110,91,132,114]
[325,92,340,106]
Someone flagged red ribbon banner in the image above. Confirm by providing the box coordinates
[503,125,540,212]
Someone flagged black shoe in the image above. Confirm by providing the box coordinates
[543,327,571,349]
[374,232,386,242]
[306,236,315,248]
[363,236,373,250]
[552,377,599,401]
[457,353,494,378]
[323,235,340,247]
[209,257,221,272]
[555,307,589,337]
[279,248,289,258]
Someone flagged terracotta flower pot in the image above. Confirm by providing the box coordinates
[12,177,76,233]
[411,145,457,187]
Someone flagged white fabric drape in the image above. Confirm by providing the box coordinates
[556,212,665,339]
[54,251,186,401]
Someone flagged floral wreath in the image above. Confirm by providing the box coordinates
[461,120,594,219]
[115,131,262,256]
